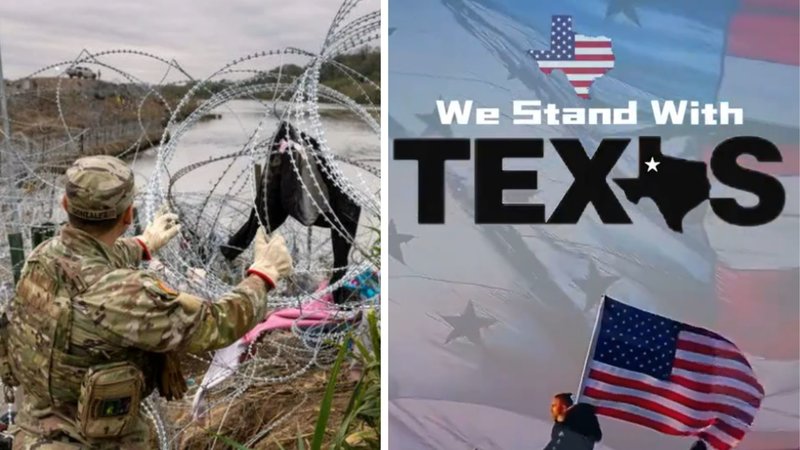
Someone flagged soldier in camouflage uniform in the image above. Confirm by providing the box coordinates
[0,155,292,449]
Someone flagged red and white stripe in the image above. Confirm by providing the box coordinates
[706,0,799,361]
[717,0,799,128]
[582,330,764,450]
[536,35,614,99]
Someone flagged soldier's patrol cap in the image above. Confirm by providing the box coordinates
[65,155,136,221]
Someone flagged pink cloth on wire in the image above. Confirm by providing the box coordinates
[242,280,336,344]
[193,280,358,420]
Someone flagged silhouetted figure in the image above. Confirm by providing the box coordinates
[549,392,574,442]
[544,403,602,450]
[690,440,707,450]
[220,121,361,304]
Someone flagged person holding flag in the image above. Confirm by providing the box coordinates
[544,402,604,450]
[575,296,764,450]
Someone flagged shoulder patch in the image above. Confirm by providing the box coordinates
[156,279,179,297]
[141,273,180,300]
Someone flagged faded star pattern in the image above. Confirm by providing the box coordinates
[389,219,415,264]
[574,260,620,312]
[605,0,641,26]
[440,300,497,345]
[416,97,454,138]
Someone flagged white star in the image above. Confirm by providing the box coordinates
[645,157,660,172]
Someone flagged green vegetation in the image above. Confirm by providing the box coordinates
[282,309,381,450]
[317,310,380,449]
[215,310,382,450]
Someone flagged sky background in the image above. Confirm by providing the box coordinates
[388,0,798,449]
[0,0,378,82]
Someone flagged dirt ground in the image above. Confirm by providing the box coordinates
[165,332,360,450]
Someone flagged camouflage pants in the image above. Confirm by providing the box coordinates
[7,419,153,450]
[10,428,84,449]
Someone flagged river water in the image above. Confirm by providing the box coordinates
[127,99,381,276]
[129,99,380,199]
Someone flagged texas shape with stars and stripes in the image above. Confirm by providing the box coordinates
[528,15,615,99]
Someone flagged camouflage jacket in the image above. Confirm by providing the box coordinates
[4,225,269,448]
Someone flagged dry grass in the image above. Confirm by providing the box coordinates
[167,333,360,450]
[7,78,200,138]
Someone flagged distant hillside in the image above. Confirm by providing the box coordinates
[317,46,380,104]
[3,78,201,166]
[0,46,379,163]
[6,78,203,135]
[161,46,380,105]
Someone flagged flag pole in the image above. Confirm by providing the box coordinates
[0,32,11,177]
[575,296,606,404]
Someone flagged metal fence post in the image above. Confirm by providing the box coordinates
[7,233,24,285]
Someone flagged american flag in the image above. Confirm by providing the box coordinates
[527,15,615,99]
[578,297,764,450]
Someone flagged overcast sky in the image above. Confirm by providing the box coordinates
[0,0,379,82]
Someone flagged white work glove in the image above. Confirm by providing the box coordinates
[137,205,181,254]
[246,228,293,289]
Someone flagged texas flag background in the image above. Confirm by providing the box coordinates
[387,0,799,449]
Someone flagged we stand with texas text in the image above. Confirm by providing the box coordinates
[435,100,745,126]
[393,136,785,231]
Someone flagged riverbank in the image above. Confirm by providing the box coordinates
[4,77,379,171]
[4,77,201,168]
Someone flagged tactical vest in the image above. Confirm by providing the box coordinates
[5,237,154,424]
